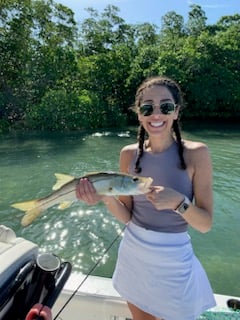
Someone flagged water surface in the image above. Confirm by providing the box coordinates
[0,124,239,296]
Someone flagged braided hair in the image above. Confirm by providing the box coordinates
[134,76,186,173]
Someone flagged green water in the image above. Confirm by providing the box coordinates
[0,124,239,296]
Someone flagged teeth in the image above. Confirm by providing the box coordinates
[150,122,164,127]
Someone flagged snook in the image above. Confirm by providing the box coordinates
[11,172,153,227]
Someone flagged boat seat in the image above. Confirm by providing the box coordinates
[0,225,38,289]
[0,225,38,319]
[0,225,72,320]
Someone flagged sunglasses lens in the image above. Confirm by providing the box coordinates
[160,102,175,114]
[139,104,153,116]
[139,103,176,116]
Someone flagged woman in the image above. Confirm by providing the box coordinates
[76,76,216,320]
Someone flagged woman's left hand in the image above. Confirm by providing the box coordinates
[146,186,184,211]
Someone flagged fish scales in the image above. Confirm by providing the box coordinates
[11,172,153,226]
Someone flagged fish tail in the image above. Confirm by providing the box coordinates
[11,200,39,212]
[11,200,43,226]
[21,207,43,226]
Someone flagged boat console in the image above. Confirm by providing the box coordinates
[0,225,71,320]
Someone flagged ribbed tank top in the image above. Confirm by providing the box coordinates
[129,141,193,233]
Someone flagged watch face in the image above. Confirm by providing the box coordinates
[179,202,189,214]
[175,197,191,215]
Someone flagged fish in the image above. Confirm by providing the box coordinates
[11,172,153,227]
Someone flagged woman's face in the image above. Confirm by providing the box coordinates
[138,85,179,136]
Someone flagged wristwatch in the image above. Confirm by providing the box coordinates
[175,196,191,215]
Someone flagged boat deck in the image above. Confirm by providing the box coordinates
[52,273,240,320]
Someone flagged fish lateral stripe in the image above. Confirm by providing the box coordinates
[11,171,153,226]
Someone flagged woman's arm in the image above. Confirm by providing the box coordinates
[147,142,213,233]
[75,145,135,224]
[101,145,136,223]
[180,142,213,233]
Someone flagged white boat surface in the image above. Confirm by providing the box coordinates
[52,273,240,320]
[0,225,239,320]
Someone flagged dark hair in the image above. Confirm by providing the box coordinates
[134,76,186,173]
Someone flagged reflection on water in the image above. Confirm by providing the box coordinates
[0,125,239,296]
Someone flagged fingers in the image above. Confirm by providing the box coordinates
[146,186,163,200]
[76,178,101,205]
[25,303,52,320]
[76,178,93,201]
[146,186,168,210]
[146,186,182,211]
[40,305,52,320]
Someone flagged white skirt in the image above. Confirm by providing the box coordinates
[112,221,216,320]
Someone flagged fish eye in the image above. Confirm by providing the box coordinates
[132,177,139,182]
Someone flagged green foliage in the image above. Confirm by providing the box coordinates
[179,31,240,118]
[25,89,127,130]
[76,90,127,129]
[26,89,79,130]
[0,0,239,133]
[186,4,207,36]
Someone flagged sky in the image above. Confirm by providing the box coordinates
[55,0,239,26]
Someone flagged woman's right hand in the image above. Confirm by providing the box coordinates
[75,178,103,205]
[76,177,133,224]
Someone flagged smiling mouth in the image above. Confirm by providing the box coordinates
[149,121,165,128]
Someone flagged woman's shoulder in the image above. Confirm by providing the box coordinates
[121,143,138,154]
[183,139,211,165]
[120,143,138,172]
[183,139,209,152]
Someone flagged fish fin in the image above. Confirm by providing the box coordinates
[52,173,75,190]
[11,200,39,212]
[58,201,72,210]
[11,200,43,226]
[21,207,43,227]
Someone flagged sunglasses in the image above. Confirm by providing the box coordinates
[139,102,176,116]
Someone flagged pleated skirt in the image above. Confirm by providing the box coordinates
[112,221,216,320]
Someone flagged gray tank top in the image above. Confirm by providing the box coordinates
[129,142,193,233]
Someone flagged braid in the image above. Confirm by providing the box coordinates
[172,120,186,169]
[135,124,145,173]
